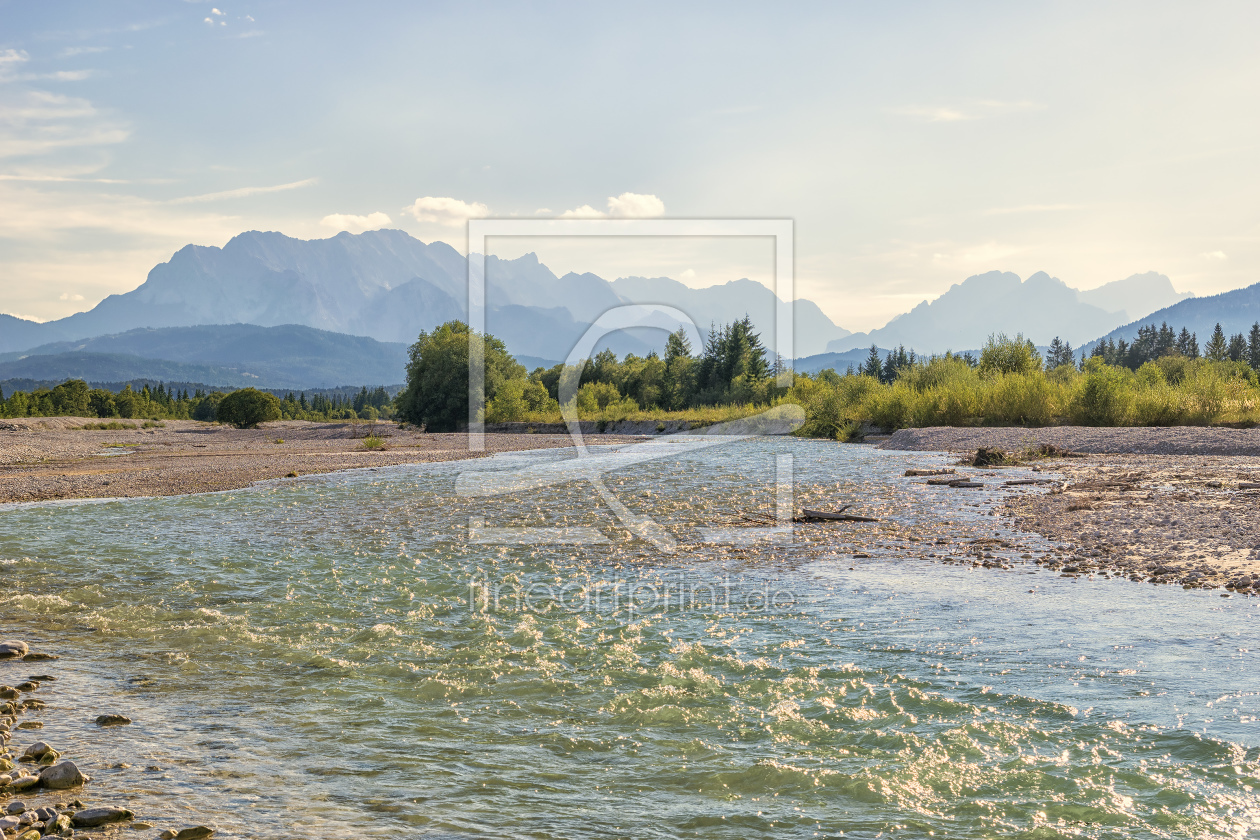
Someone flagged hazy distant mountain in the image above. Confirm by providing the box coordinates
[1085,281,1260,351]
[1077,271,1191,321]
[0,229,850,360]
[0,324,409,389]
[828,270,1188,354]
[610,276,850,357]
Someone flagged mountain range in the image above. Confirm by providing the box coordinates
[827,270,1191,354]
[0,324,408,389]
[1085,281,1260,351]
[0,229,849,361]
[2,228,1250,390]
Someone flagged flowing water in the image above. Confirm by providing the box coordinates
[1,438,1257,839]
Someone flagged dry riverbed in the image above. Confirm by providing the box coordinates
[881,426,1260,594]
[0,418,640,505]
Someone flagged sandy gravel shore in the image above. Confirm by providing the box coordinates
[881,426,1260,592]
[0,417,635,505]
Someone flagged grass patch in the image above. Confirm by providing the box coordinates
[362,435,386,450]
[142,420,165,429]
[274,438,285,444]
[78,421,136,431]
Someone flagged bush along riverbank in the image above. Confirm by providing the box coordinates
[796,334,1260,440]
[0,639,213,840]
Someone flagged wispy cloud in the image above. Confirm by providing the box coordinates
[0,90,130,157]
[890,100,1043,123]
[1200,250,1228,260]
[169,177,317,204]
[60,46,110,57]
[0,173,131,183]
[983,203,1082,216]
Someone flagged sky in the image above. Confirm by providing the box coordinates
[1,1,1258,331]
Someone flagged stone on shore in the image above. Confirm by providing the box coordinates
[71,806,134,827]
[38,760,85,789]
[95,714,132,726]
[0,641,29,659]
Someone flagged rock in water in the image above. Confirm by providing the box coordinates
[174,827,216,840]
[95,714,133,726]
[38,761,86,790]
[71,807,134,827]
[0,641,29,659]
[20,741,53,760]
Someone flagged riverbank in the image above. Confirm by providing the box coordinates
[879,426,1260,592]
[0,639,208,837]
[0,418,642,505]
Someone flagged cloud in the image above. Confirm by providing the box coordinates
[0,89,130,157]
[59,291,85,301]
[402,195,488,226]
[679,269,696,280]
[558,204,604,219]
[983,203,1082,215]
[891,100,1043,123]
[60,46,110,57]
[320,212,391,233]
[1200,250,1228,260]
[0,49,29,67]
[0,311,46,323]
[169,177,316,204]
[559,192,666,219]
[892,106,971,122]
[16,70,97,82]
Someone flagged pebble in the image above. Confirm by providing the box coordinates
[95,713,132,726]
[4,803,23,816]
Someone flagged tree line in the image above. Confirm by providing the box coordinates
[394,317,788,431]
[850,321,1260,385]
[0,379,396,423]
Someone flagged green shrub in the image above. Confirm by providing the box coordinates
[1072,359,1132,425]
[216,388,282,429]
[978,333,1043,377]
[1132,383,1185,426]
[866,381,915,431]
[362,435,386,450]
[984,373,1057,425]
[192,392,223,421]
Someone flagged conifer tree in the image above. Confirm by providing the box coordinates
[1205,323,1228,361]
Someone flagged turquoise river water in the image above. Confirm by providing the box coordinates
[1,437,1257,839]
